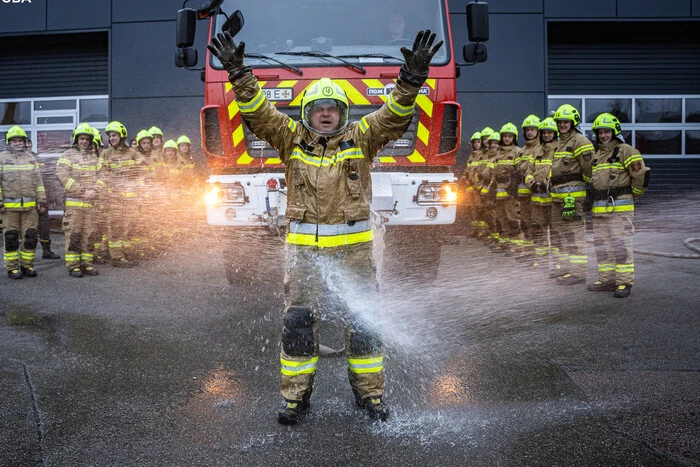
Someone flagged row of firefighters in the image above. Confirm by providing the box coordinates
[0,122,198,279]
[461,104,650,298]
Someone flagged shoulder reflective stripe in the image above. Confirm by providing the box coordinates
[289,220,371,236]
[237,89,266,113]
[57,158,73,166]
[359,117,369,134]
[623,154,643,167]
[65,178,76,190]
[574,144,594,156]
[280,356,318,376]
[286,229,373,248]
[287,119,297,132]
[347,356,383,374]
[387,93,414,117]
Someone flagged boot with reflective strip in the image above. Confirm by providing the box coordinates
[614,285,632,298]
[354,391,389,421]
[277,396,310,425]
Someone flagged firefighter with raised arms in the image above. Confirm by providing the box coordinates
[208,28,442,425]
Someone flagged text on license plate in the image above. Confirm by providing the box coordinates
[262,88,293,101]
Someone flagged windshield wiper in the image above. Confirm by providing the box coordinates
[244,53,303,76]
[336,53,403,62]
[275,51,366,75]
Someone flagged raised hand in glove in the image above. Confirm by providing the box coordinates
[399,30,444,86]
[207,31,249,80]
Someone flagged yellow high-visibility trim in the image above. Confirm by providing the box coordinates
[228,100,239,120]
[378,156,397,163]
[65,178,76,190]
[592,204,634,213]
[264,158,282,165]
[425,78,436,90]
[387,93,414,117]
[417,122,429,146]
[225,82,233,93]
[280,356,319,376]
[232,125,244,147]
[624,154,643,168]
[407,150,425,163]
[574,144,594,156]
[336,79,370,105]
[57,158,73,167]
[237,89,266,113]
[286,229,373,248]
[359,117,369,134]
[236,151,254,165]
[415,94,433,118]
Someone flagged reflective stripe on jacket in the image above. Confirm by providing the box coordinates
[0,149,46,209]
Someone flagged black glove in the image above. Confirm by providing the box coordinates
[207,31,249,80]
[532,182,544,193]
[37,201,47,211]
[399,30,443,86]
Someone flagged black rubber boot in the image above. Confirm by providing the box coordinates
[557,273,586,286]
[357,395,390,421]
[20,266,38,277]
[112,258,134,268]
[277,397,310,426]
[69,267,84,278]
[41,242,61,260]
[613,285,632,298]
[8,269,23,280]
[587,280,616,292]
[82,266,99,276]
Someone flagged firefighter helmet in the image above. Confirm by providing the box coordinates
[5,125,27,144]
[500,122,518,138]
[136,130,153,145]
[480,126,494,138]
[105,121,128,139]
[176,135,191,146]
[538,117,558,134]
[91,127,103,145]
[148,126,163,137]
[73,123,94,142]
[553,104,581,126]
[301,77,349,137]
[470,132,482,141]
[488,131,501,142]
[592,113,622,136]
[163,139,178,150]
[521,114,541,129]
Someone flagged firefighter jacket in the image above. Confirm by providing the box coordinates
[550,131,593,203]
[137,150,163,185]
[490,145,520,199]
[463,148,483,186]
[101,144,144,196]
[477,148,497,195]
[229,72,420,247]
[56,147,107,208]
[590,140,649,216]
[0,148,46,210]
[516,139,543,198]
[525,140,555,206]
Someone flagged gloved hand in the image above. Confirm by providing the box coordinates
[532,182,545,193]
[207,31,249,80]
[399,30,444,86]
[561,194,576,221]
[37,202,47,213]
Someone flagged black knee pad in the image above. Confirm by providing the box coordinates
[68,233,82,252]
[86,233,99,253]
[24,228,39,250]
[348,325,383,356]
[613,238,629,264]
[4,230,20,251]
[282,306,315,357]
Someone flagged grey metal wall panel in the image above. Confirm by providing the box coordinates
[111,0,183,23]
[0,33,108,98]
[454,14,545,93]
[694,0,700,16]
[618,0,691,17]
[48,0,110,30]
[448,0,542,14]
[544,0,616,18]
[111,22,206,99]
[0,1,46,34]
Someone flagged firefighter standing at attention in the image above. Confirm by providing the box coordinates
[0,126,47,279]
[516,115,543,260]
[588,113,649,298]
[490,123,520,253]
[550,104,594,285]
[56,123,107,277]
[208,28,442,425]
[461,131,482,235]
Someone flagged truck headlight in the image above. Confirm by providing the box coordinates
[415,182,458,205]
[205,183,247,206]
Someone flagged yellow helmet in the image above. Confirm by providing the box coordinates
[499,122,518,138]
[488,131,501,142]
[553,104,581,126]
[5,125,28,144]
[136,130,153,145]
[480,126,494,138]
[176,134,191,145]
[470,131,482,141]
[592,112,622,136]
[73,123,94,141]
[163,139,178,150]
[105,121,128,139]
[91,127,103,145]
[521,114,541,129]
[538,117,558,134]
[301,77,349,136]
[148,126,163,137]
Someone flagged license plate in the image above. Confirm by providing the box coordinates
[262,88,293,101]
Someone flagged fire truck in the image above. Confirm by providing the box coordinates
[175,0,489,284]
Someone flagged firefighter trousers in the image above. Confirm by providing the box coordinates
[518,196,533,254]
[107,198,134,261]
[2,209,39,271]
[63,205,97,270]
[494,197,519,250]
[550,199,587,279]
[592,212,635,286]
[529,202,552,263]
[280,241,384,402]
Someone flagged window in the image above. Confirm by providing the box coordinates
[548,95,700,157]
[80,98,109,122]
[1,101,31,125]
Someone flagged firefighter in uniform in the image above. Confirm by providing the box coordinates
[516,115,542,259]
[490,123,521,253]
[28,140,61,260]
[472,127,495,239]
[148,126,165,157]
[56,123,106,277]
[480,131,500,246]
[524,117,557,268]
[102,121,141,268]
[209,29,442,425]
[0,126,46,279]
[588,113,649,298]
[550,104,594,285]
[91,127,111,263]
[461,132,482,235]
[134,129,162,258]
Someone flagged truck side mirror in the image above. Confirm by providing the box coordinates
[222,10,245,37]
[176,8,197,48]
[175,47,198,68]
[463,43,487,63]
[466,2,489,42]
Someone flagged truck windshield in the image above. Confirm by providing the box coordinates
[211,0,450,69]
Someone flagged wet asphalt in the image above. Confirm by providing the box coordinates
[1,198,699,466]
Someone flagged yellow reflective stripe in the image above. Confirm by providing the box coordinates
[280,356,318,376]
[288,147,364,168]
[4,201,36,208]
[631,186,645,195]
[387,93,414,117]
[518,188,531,195]
[554,151,573,159]
[359,116,369,134]
[615,264,635,273]
[623,154,643,167]
[20,251,35,260]
[65,178,76,190]
[237,89,266,113]
[573,144,594,156]
[597,263,615,272]
[551,190,587,199]
[592,204,634,213]
[64,253,81,261]
[57,158,73,167]
[530,195,552,203]
[65,200,93,208]
[1,164,36,171]
[496,159,515,166]
[417,122,429,146]
[569,255,588,264]
[347,356,383,374]
[287,119,297,132]
[593,163,624,172]
[486,162,495,168]
[4,252,19,260]
[36,186,45,192]
[583,175,591,182]
[286,229,373,248]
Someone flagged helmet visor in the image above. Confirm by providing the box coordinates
[303,98,348,136]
